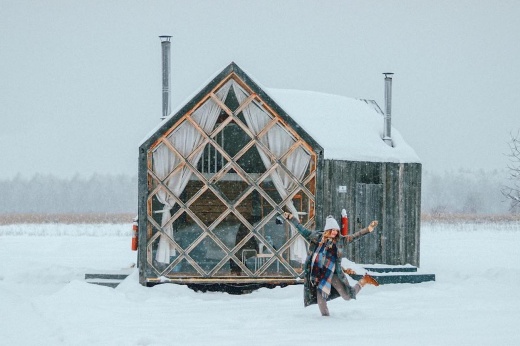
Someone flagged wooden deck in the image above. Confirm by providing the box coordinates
[85,265,434,288]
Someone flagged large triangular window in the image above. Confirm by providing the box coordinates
[145,76,317,282]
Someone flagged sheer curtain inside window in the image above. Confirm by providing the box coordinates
[152,81,233,263]
[233,82,311,263]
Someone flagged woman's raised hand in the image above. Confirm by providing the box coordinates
[283,212,293,220]
[367,220,378,232]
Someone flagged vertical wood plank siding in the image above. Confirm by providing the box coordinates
[137,147,149,285]
[322,160,421,266]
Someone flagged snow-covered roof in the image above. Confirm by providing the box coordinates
[265,88,420,163]
[141,63,420,164]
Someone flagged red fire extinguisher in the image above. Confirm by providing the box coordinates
[341,209,349,236]
[131,217,138,251]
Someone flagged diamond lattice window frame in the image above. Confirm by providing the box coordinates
[138,65,324,286]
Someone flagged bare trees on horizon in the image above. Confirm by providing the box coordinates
[0,169,516,216]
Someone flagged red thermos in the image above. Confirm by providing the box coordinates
[341,209,349,236]
[131,218,138,251]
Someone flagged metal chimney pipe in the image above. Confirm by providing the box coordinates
[159,35,172,120]
[383,72,394,146]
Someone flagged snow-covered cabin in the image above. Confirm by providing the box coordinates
[137,62,421,288]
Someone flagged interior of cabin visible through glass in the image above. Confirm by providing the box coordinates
[146,77,316,280]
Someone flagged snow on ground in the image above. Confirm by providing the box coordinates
[1,222,519,346]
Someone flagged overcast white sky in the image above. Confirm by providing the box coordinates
[1,0,519,179]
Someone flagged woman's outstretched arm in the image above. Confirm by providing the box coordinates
[283,212,313,240]
[344,221,379,243]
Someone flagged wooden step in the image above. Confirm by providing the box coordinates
[85,278,123,288]
[85,269,133,281]
[362,265,418,273]
[84,269,133,288]
[351,265,435,285]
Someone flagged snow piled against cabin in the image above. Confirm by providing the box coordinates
[1,222,519,346]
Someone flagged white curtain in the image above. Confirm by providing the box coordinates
[233,83,311,263]
[152,81,233,263]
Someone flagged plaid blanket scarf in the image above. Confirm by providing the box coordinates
[310,239,338,299]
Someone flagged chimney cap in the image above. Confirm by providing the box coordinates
[159,35,172,42]
[383,72,394,78]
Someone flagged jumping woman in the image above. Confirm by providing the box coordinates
[284,212,379,316]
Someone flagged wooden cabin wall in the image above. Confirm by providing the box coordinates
[137,147,149,286]
[322,160,421,266]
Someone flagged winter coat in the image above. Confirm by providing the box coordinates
[290,218,372,307]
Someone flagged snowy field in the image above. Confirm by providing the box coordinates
[1,222,519,346]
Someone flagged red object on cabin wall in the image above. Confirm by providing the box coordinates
[341,209,349,236]
[131,220,138,251]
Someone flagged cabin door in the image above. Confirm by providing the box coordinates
[353,183,383,264]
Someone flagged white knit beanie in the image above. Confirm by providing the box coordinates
[323,215,340,231]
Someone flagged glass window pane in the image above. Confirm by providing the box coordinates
[190,236,226,274]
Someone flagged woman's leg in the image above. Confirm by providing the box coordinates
[316,290,330,316]
[317,277,360,316]
[331,275,361,301]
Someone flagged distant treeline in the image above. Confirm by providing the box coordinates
[422,168,514,215]
[0,174,137,214]
[0,169,515,216]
